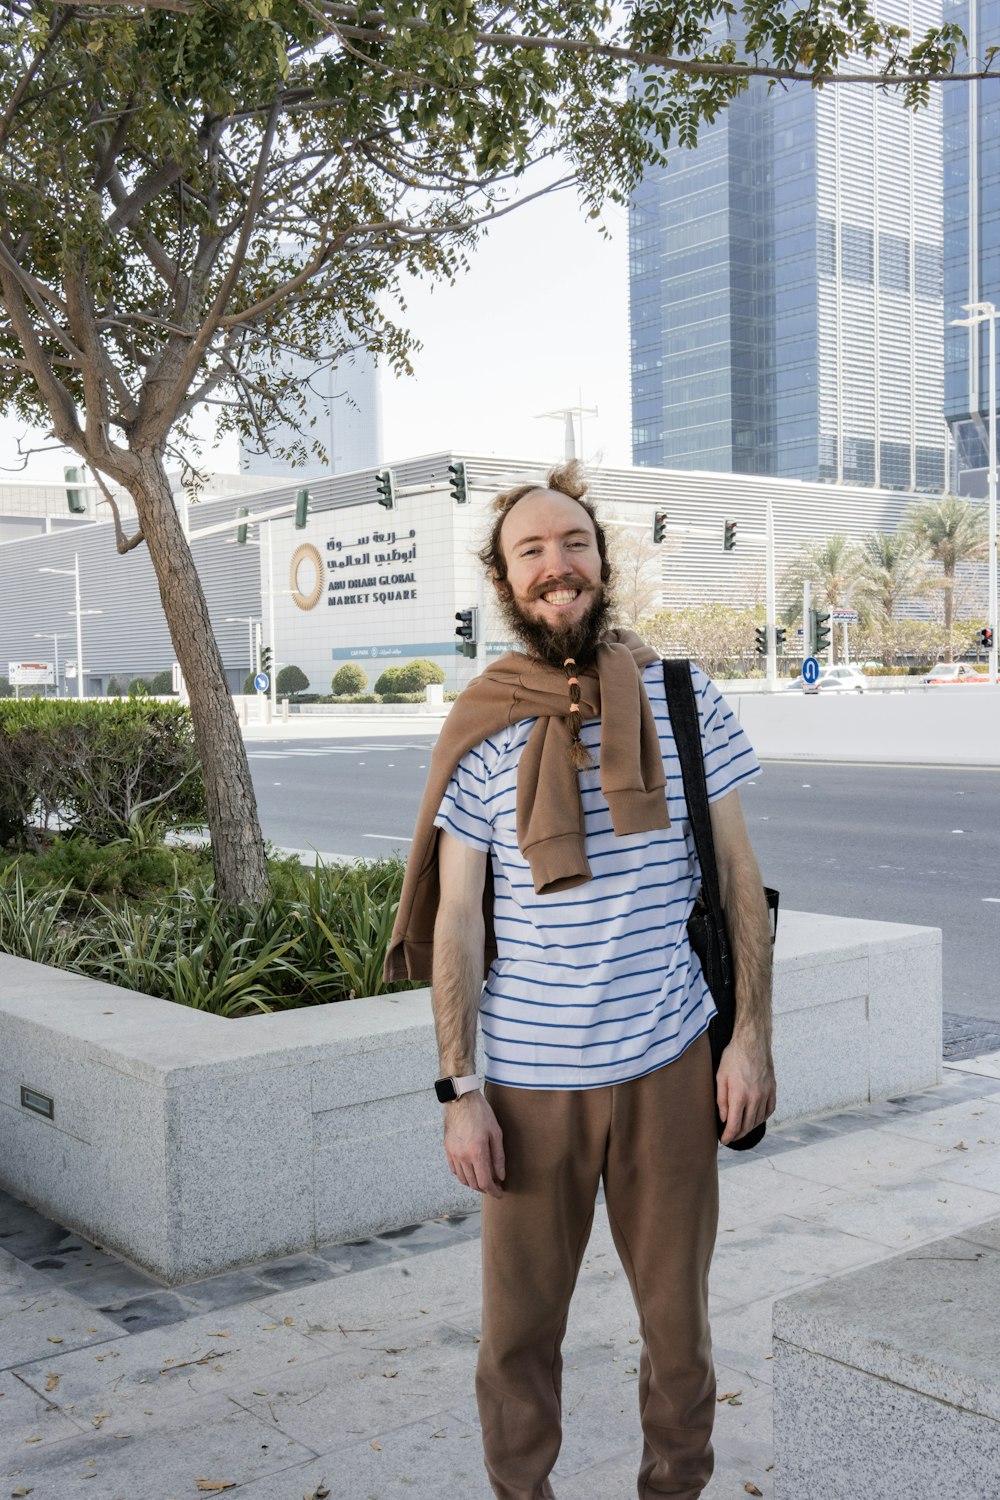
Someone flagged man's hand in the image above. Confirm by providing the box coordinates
[444,1090,506,1199]
[716,1034,776,1146]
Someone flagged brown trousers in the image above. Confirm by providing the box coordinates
[476,1032,719,1500]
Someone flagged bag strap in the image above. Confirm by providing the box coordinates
[661,659,726,934]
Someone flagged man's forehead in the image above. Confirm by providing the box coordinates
[500,489,596,547]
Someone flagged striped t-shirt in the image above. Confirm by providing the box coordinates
[434,661,760,1090]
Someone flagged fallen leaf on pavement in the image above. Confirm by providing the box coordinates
[369,1442,381,1452]
[24,1437,43,1445]
[47,1337,63,1345]
[91,1412,111,1430]
[745,1485,763,1496]
[45,1375,59,1392]
[304,1486,330,1500]
[717,1391,742,1402]
[382,1372,398,1379]
[194,1482,236,1494]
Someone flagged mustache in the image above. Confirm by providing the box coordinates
[525,576,596,602]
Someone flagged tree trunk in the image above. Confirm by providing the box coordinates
[943,562,955,662]
[131,452,269,905]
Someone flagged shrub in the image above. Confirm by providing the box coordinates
[148,670,176,695]
[243,672,260,694]
[0,699,207,848]
[373,664,407,695]
[0,849,414,1016]
[394,658,445,693]
[276,663,309,696]
[127,677,151,696]
[0,676,12,699]
[332,663,369,695]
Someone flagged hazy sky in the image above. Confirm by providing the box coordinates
[0,186,632,484]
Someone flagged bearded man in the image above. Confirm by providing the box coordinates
[385,462,775,1500]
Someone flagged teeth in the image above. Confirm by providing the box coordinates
[543,590,579,604]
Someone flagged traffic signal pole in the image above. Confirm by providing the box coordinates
[765,499,777,687]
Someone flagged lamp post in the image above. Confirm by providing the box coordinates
[225,616,261,684]
[39,553,86,699]
[32,632,70,696]
[950,301,997,684]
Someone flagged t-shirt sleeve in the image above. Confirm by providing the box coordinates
[691,664,760,802]
[433,743,493,852]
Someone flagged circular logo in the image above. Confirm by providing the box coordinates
[289,543,323,611]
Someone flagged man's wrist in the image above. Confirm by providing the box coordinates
[434,1073,482,1103]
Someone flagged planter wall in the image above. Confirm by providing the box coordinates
[0,909,941,1283]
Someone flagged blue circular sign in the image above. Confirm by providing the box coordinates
[802,656,821,684]
[254,672,270,693]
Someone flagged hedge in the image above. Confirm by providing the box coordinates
[0,699,206,848]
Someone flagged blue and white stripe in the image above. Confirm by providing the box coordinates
[434,662,760,1090]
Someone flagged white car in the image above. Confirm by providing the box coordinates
[922,662,991,685]
[789,665,868,694]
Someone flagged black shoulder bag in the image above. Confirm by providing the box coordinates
[662,659,778,1153]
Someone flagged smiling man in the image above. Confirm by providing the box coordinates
[385,461,775,1500]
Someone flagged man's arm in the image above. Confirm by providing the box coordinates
[433,830,506,1198]
[708,789,776,1145]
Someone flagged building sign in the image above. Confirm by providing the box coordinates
[326,524,419,608]
[8,662,55,686]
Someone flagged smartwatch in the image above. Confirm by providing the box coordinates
[434,1074,482,1103]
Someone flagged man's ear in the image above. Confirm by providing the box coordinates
[491,572,510,598]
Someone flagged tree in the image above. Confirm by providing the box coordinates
[276,663,309,696]
[902,496,988,659]
[780,534,860,663]
[607,525,663,631]
[851,531,930,666]
[332,663,368,696]
[0,3,984,900]
[395,659,445,693]
[644,604,763,679]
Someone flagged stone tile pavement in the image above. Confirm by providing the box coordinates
[3,1055,1000,1500]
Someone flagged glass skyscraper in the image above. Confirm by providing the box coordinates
[943,0,1000,495]
[630,1,945,492]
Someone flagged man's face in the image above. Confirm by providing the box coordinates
[494,489,610,666]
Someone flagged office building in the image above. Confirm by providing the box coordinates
[238,348,381,479]
[943,0,1000,495]
[631,2,946,493]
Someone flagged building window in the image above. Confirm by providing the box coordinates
[841,224,874,284]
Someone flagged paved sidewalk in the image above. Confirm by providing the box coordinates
[3,1053,1000,1500]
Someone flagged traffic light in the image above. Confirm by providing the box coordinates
[652,510,668,544]
[754,625,768,656]
[259,644,272,675]
[981,626,995,650]
[774,626,787,652]
[236,505,249,545]
[65,466,86,515]
[812,609,831,654]
[455,607,479,657]
[448,461,468,504]
[295,488,309,529]
[723,519,737,552]
[375,469,395,509]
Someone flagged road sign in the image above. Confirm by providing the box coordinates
[831,609,859,622]
[254,672,270,694]
[8,662,55,686]
[802,656,821,685]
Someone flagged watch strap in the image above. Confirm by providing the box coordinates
[434,1073,482,1103]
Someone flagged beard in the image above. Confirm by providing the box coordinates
[495,576,614,669]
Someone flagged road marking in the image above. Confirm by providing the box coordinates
[984,898,1000,904]
[364,833,412,842]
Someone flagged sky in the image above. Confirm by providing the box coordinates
[0,185,632,484]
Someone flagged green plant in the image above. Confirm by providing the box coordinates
[276,664,309,696]
[148,670,176,695]
[393,659,445,694]
[0,866,84,968]
[332,663,369,696]
[373,664,407,696]
[0,676,12,699]
[127,678,151,696]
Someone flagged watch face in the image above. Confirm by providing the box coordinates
[435,1077,458,1103]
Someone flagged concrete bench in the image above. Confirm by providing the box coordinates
[772,1216,1000,1499]
[0,908,941,1282]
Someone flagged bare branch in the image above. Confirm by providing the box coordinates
[91,467,146,554]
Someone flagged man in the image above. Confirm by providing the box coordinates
[385,462,775,1500]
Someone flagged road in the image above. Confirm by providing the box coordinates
[246,738,1000,1029]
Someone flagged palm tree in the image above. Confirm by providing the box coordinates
[780,533,860,662]
[902,496,988,659]
[852,531,930,666]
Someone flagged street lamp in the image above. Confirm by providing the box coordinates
[39,553,87,700]
[225,616,261,683]
[950,302,997,684]
[32,631,71,697]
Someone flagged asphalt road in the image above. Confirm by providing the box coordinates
[246,738,1000,1027]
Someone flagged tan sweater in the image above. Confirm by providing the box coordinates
[384,630,667,982]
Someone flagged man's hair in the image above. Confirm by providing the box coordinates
[477,459,612,585]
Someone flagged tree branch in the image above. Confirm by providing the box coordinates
[91,466,146,553]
